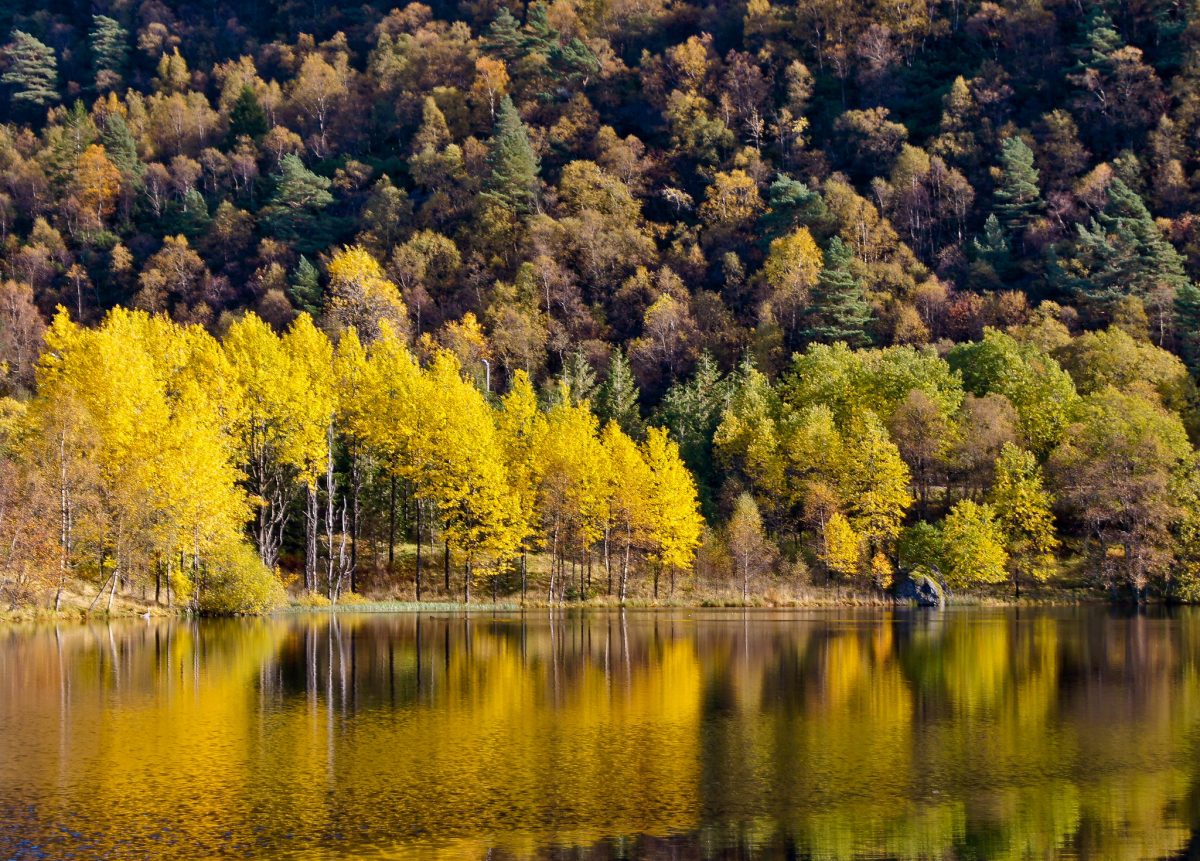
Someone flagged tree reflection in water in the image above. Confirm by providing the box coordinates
[1,607,1199,860]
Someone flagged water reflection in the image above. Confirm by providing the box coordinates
[2,608,1200,859]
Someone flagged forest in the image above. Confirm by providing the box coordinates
[2,0,1200,611]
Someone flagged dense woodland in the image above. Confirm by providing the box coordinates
[4,0,1200,610]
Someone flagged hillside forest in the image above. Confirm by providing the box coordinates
[3,0,1200,610]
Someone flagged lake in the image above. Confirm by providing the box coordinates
[1,607,1199,859]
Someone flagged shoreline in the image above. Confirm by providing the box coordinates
[0,590,1118,623]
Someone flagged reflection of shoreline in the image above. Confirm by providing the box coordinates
[0,608,1197,860]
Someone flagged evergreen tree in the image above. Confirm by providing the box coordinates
[1075,7,1124,69]
[656,353,732,516]
[1174,282,1200,372]
[993,137,1042,243]
[226,85,268,144]
[484,8,524,64]
[89,15,128,92]
[42,101,96,182]
[2,31,59,110]
[760,174,827,241]
[558,349,597,406]
[803,238,872,347]
[482,96,540,216]
[100,113,140,178]
[1071,177,1189,312]
[260,154,334,251]
[969,213,1014,287]
[164,188,211,237]
[289,256,322,315]
[596,350,644,438]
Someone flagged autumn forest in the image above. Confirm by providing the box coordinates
[3,0,1200,612]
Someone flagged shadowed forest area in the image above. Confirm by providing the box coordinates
[4,0,1200,611]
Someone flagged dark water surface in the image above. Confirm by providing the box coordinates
[2,607,1200,859]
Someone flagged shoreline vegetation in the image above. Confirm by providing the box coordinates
[0,542,1128,623]
[0,565,1118,624]
[10,2,1200,618]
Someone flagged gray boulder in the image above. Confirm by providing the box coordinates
[896,570,946,608]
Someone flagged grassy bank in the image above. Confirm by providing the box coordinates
[0,569,1108,623]
[278,583,1100,615]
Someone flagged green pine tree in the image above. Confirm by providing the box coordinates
[1174,280,1200,370]
[42,101,96,183]
[655,352,732,517]
[2,31,59,110]
[484,8,524,63]
[289,256,322,315]
[969,213,1014,288]
[558,349,597,406]
[1077,8,1124,66]
[482,96,540,216]
[260,154,334,251]
[89,15,128,92]
[803,238,872,347]
[760,174,827,241]
[100,113,141,177]
[1070,177,1189,312]
[994,136,1042,241]
[164,188,211,237]
[596,350,644,438]
[226,85,268,144]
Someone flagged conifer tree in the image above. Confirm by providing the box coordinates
[760,174,827,240]
[227,85,268,144]
[100,113,140,177]
[484,8,524,63]
[657,353,731,515]
[993,137,1042,244]
[483,96,540,215]
[803,238,872,347]
[558,349,597,406]
[1174,283,1200,372]
[289,256,322,316]
[261,154,334,250]
[2,32,59,110]
[89,16,128,92]
[596,350,644,438]
[1071,177,1189,312]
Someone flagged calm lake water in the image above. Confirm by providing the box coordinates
[2,608,1200,860]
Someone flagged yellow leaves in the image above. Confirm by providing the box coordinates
[763,226,822,299]
[327,244,385,288]
[602,420,654,545]
[470,56,509,119]
[325,245,409,342]
[699,169,762,229]
[942,500,1009,588]
[667,35,712,91]
[33,307,253,593]
[419,348,521,572]
[25,304,720,605]
[73,144,121,227]
[643,427,704,572]
[822,512,861,577]
[440,311,491,389]
[277,313,336,481]
[536,395,611,552]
